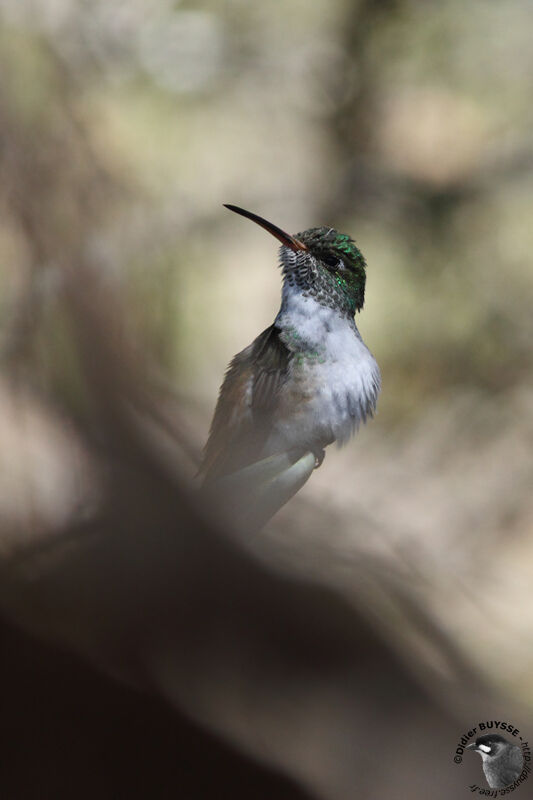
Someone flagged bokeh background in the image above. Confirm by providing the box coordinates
[1,0,533,796]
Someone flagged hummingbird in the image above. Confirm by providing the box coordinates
[200,205,381,482]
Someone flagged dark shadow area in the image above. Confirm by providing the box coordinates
[0,618,313,800]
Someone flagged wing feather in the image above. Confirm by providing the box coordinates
[200,325,290,482]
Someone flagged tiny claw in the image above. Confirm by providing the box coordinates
[313,449,325,469]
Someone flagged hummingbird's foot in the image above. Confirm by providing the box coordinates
[313,449,325,469]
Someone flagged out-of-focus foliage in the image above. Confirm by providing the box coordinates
[0,0,532,712]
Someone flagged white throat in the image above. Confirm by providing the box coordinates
[271,289,381,449]
[277,286,359,353]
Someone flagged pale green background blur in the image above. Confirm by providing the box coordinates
[0,1,532,704]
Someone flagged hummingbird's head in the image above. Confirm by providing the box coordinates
[290,226,367,315]
[223,205,367,317]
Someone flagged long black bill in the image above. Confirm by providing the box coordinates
[223,204,308,252]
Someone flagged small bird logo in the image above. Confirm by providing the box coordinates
[200,205,380,482]
[467,734,524,788]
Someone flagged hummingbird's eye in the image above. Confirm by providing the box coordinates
[322,253,342,270]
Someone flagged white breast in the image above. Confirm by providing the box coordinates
[268,292,381,453]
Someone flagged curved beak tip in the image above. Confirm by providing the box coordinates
[223,204,308,253]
